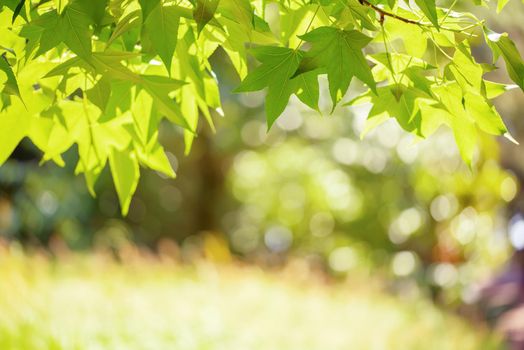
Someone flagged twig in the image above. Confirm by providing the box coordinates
[358,0,420,25]
[357,0,479,35]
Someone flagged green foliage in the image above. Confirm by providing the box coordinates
[0,55,20,96]
[485,28,524,90]
[142,2,180,72]
[0,0,523,214]
[299,27,376,108]
[414,0,438,28]
[235,46,311,127]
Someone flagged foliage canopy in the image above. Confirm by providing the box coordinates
[0,0,523,214]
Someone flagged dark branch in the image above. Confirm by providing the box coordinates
[358,0,421,25]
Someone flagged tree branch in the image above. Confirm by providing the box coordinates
[357,0,478,34]
[358,0,420,25]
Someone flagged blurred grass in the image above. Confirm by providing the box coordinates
[0,244,503,350]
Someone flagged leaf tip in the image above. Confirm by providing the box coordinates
[504,132,519,145]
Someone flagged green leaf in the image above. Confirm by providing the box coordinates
[59,0,93,59]
[103,80,133,120]
[181,85,199,154]
[138,0,160,19]
[497,0,510,12]
[11,0,25,24]
[89,52,140,81]
[414,0,439,28]
[235,46,303,127]
[450,109,477,167]
[76,0,109,28]
[0,55,21,97]
[336,0,377,31]
[33,10,63,57]
[350,84,430,138]
[293,71,319,112]
[130,89,156,144]
[43,56,86,78]
[432,83,477,165]
[0,0,21,12]
[139,75,190,130]
[0,100,28,166]
[217,0,252,30]
[28,115,73,166]
[140,141,175,177]
[369,52,432,83]
[18,10,63,57]
[299,27,376,109]
[193,0,220,33]
[109,145,140,216]
[54,0,70,13]
[130,89,176,177]
[447,41,483,91]
[280,4,313,47]
[484,81,519,99]
[383,19,426,58]
[485,28,524,91]
[107,9,141,47]
[140,74,186,93]
[84,52,190,129]
[142,4,181,73]
[464,92,507,136]
[86,77,111,112]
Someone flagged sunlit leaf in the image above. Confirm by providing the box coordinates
[109,145,140,215]
[142,3,181,73]
[298,27,376,108]
[193,0,220,33]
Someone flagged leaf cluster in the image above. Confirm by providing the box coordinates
[0,0,523,214]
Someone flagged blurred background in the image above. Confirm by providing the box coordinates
[1,1,524,349]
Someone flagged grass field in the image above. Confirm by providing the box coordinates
[0,245,504,350]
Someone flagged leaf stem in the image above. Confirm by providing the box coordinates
[295,5,320,50]
[439,0,458,26]
[380,22,398,85]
